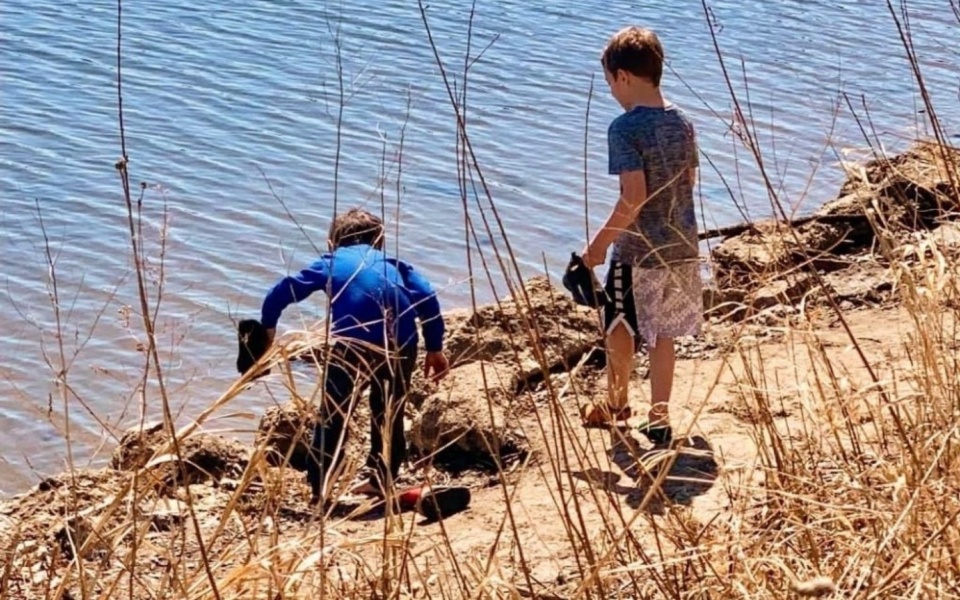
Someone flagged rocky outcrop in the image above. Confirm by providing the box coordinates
[409,361,527,471]
[255,402,318,471]
[406,277,604,468]
[442,276,603,383]
[707,141,959,317]
[111,423,249,493]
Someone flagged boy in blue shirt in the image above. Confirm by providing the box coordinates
[580,26,703,445]
[260,208,449,504]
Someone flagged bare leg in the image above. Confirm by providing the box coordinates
[605,323,635,410]
[647,336,675,424]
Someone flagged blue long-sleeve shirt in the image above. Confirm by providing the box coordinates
[260,244,445,352]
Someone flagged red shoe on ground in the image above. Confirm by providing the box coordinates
[398,485,472,522]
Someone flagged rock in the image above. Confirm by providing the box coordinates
[797,221,856,255]
[442,276,602,379]
[54,515,100,560]
[710,224,787,281]
[711,221,853,286]
[255,397,375,473]
[409,361,529,471]
[818,190,873,217]
[708,141,959,310]
[750,275,814,311]
[255,402,318,471]
[145,498,186,532]
[822,262,893,306]
[833,142,960,228]
[703,286,747,320]
[111,423,248,492]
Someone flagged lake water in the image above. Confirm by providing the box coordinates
[1,0,957,496]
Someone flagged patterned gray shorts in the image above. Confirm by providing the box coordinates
[603,261,703,347]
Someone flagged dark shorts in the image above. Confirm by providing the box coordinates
[603,261,640,339]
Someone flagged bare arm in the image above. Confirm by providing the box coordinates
[582,169,647,267]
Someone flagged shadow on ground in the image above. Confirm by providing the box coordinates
[572,433,719,515]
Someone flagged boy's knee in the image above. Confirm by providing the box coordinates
[605,322,634,349]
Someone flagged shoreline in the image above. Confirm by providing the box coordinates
[3,140,957,501]
[1,139,958,598]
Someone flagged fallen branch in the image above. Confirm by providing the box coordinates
[699,212,870,240]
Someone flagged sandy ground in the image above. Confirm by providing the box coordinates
[2,299,937,599]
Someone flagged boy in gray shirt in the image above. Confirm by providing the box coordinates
[580,26,702,445]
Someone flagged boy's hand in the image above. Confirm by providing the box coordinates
[581,244,606,268]
[266,328,276,348]
[424,351,450,382]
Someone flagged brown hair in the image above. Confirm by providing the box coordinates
[328,208,384,249]
[601,26,664,87]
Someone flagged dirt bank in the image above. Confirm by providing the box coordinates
[708,141,960,317]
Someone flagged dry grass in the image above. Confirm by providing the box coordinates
[2,1,960,599]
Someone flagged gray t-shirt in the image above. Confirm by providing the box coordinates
[608,104,699,268]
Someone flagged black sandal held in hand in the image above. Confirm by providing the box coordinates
[562,252,607,309]
[237,318,270,376]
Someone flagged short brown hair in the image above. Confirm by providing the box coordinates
[601,27,664,87]
[328,208,384,249]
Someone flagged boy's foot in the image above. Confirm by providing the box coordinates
[349,479,383,497]
[345,467,389,498]
[637,421,673,446]
[580,403,632,429]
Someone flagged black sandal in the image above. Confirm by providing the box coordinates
[237,318,270,376]
[637,422,673,446]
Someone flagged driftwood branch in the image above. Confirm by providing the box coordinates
[698,212,869,241]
